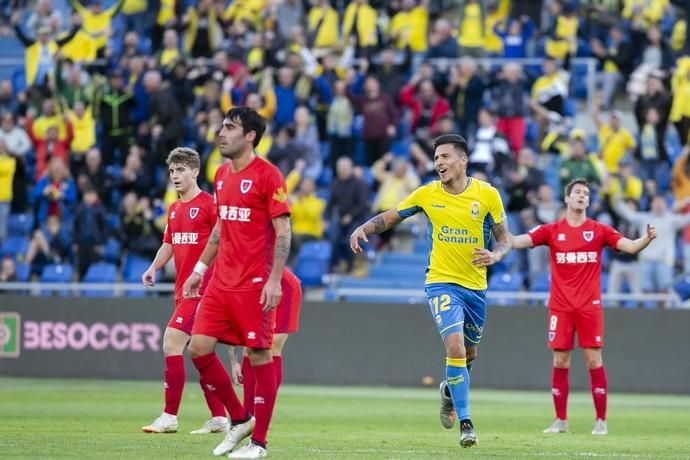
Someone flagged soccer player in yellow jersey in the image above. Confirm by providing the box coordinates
[350,134,511,448]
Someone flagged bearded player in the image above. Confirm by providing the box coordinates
[511,178,656,435]
[140,147,228,434]
[183,107,290,459]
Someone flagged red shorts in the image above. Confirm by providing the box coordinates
[275,271,302,334]
[547,308,604,350]
[167,298,199,335]
[192,283,275,349]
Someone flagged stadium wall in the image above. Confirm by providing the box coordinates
[1,296,689,394]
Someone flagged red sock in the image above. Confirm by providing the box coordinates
[200,380,227,418]
[192,353,247,423]
[552,367,569,420]
[589,366,608,421]
[164,355,185,415]
[273,356,283,391]
[242,356,256,415]
[250,362,277,446]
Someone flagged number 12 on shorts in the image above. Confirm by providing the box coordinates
[431,294,451,315]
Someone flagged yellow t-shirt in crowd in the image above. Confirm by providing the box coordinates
[599,124,636,173]
[458,3,484,48]
[291,194,326,238]
[389,6,428,52]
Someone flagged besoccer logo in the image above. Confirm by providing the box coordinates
[0,312,20,358]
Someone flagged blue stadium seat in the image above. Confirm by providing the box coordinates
[316,189,330,203]
[336,276,424,290]
[1,235,29,260]
[390,139,413,158]
[316,167,332,188]
[106,213,121,233]
[674,276,690,301]
[81,262,118,297]
[297,240,332,262]
[122,254,150,281]
[122,255,154,297]
[342,293,425,304]
[380,252,428,265]
[563,98,577,118]
[0,33,25,57]
[413,238,430,254]
[294,240,332,286]
[8,213,34,236]
[11,68,26,92]
[492,249,517,275]
[40,263,73,296]
[294,257,326,287]
[368,264,425,280]
[14,262,30,282]
[104,238,121,265]
[488,272,524,305]
[530,272,551,293]
[600,272,609,293]
[525,120,539,144]
[319,142,330,161]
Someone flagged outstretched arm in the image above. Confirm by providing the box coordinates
[616,223,656,254]
[472,220,512,266]
[349,208,404,253]
[510,233,534,249]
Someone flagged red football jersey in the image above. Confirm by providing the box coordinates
[163,191,217,300]
[528,218,623,312]
[211,157,290,291]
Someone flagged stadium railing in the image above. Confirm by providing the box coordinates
[0,282,686,308]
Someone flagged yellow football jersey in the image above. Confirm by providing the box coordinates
[396,178,506,290]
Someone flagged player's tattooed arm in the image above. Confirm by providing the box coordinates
[491,220,512,261]
[350,208,404,253]
[363,208,404,235]
[473,219,512,266]
[209,223,220,245]
[269,215,291,280]
[197,222,220,265]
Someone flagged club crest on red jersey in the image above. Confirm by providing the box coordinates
[189,207,199,219]
[583,231,594,242]
[240,179,253,194]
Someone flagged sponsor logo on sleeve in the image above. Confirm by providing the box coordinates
[272,187,288,203]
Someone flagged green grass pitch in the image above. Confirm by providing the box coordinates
[1,378,689,459]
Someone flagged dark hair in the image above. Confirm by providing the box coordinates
[564,178,591,197]
[281,122,297,139]
[225,107,266,148]
[166,147,200,170]
[433,134,469,157]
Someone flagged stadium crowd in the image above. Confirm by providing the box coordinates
[1,0,690,302]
